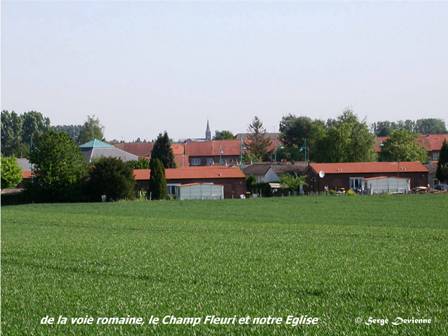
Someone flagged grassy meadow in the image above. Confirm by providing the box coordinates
[2,195,448,335]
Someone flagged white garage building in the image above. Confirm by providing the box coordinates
[169,183,224,200]
[364,176,410,194]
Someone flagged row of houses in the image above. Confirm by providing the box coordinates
[113,133,447,167]
[18,146,432,199]
[15,130,446,199]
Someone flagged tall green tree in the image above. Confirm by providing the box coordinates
[245,116,272,162]
[77,115,104,144]
[213,130,236,140]
[29,131,87,201]
[415,118,447,134]
[21,111,50,148]
[373,118,447,136]
[436,140,448,182]
[52,124,83,143]
[1,157,22,188]
[279,115,326,161]
[87,157,135,201]
[1,110,23,156]
[151,132,175,168]
[317,110,375,162]
[148,158,167,200]
[380,130,427,162]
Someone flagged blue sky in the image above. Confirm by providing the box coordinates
[2,1,447,141]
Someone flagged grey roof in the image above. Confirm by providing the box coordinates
[243,162,308,177]
[81,147,138,163]
[242,164,272,176]
[271,162,308,175]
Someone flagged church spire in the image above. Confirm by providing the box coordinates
[205,120,211,140]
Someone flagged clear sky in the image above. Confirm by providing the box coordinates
[2,1,447,141]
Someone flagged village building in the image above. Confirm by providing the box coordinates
[133,166,246,199]
[184,140,242,166]
[243,162,308,183]
[308,161,428,193]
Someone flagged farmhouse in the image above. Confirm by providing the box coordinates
[133,166,246,199]
[308,161,428,193]
[184,140,242,166]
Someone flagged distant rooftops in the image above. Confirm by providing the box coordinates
[374,134,448,153]
[80,139,138,162]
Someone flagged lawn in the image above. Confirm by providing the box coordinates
[2,195,448,335]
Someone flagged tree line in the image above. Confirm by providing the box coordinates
[1,111,104,157]
[244,111,446,163]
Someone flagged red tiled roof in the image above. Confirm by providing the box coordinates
[114,143,185,157]
[374,134,448,153]
[418,134,448,152]
[310,161,428,174]
[184,140,241,156]
[133,166,245,181]
[171,143,185,155]
[174,154,189,168]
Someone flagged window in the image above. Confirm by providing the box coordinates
[167,184,180,195]
[206,158,214,166]
[432,152,439,161]
[349,177,364,191]
[191,158,201,166]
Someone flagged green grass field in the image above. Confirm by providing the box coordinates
[2,195,448,335]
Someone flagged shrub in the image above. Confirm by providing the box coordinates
[1,157,22,188]
[346,189,357,196]
[127,158,150,169]
[253,183,273,197]
[246,175,256,193]
[87,157,135,201]
[29,131,87,202]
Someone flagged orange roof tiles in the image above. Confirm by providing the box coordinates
[114,143,153,157]
[184,140,241,156]
[171,143,185,155]
[418,134,448,151]
[133,166,245,181]
[374,134,448,153]
[310,161,428,174]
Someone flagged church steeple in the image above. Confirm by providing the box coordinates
[205,120,211,140]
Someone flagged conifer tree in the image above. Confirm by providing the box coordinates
[151,132,176,168]
[148,158,167,200]
[436,140,448,183]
